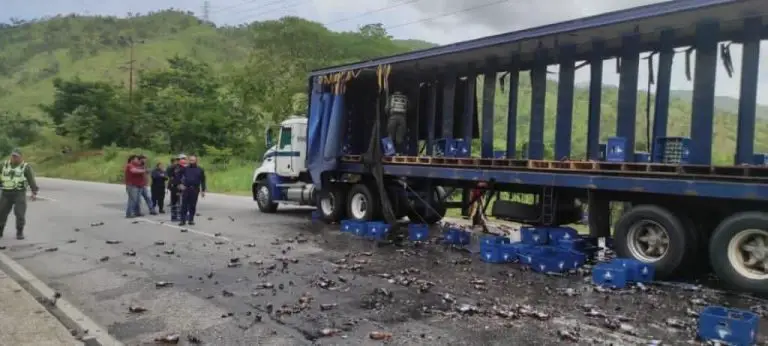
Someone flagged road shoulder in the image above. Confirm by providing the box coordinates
[0,265,82,346]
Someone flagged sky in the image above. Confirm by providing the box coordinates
[3,0,767,103]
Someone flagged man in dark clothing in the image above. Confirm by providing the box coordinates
[0,149,39,239]
[169,155,187,221]
[150,162,168,213]
[178,155,206,226]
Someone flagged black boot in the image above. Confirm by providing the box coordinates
[16,230,24,240]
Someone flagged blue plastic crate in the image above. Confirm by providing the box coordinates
[698,306,759,346]
[592,263,629,288]
[454,139,471,158]
[497,243,519,263]
[557,238,587,252]
[547,227,579,244]
[443,228,471,245]
[481,235,511,247]
[479,245,505,263]
[652,136,691,164]
[521,227,549,245]
[606,137,627,162]
[610,258,655,283]
[366,221,390,240]
[340,220,365,234]
[517,246,554,265]
[493,150,506,159]
[408,223,429,242]
[753,153,768,165]
[634,152,651,162]
[434,138,459,157]
[381,137,396,156]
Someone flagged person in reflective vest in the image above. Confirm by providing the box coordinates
[0,149,39,240]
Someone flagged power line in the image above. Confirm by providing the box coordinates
[385,0,511,31]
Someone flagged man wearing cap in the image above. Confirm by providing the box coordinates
[0,149,39,239]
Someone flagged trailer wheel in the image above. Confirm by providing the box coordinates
[316,185,346,223]
[613,205,688,279]
[255,181,278,213]
[347,184,378,222]
[709,212,768,294]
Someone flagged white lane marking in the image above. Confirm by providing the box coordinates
[136,218,231,241]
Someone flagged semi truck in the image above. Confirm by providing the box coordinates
[253,0,768,294]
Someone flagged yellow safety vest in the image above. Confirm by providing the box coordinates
[1,161,28,191]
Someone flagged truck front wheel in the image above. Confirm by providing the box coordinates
[613,205,690,279]
[709,212,768,294]
[316,185,346,223]
[255,181,278,213]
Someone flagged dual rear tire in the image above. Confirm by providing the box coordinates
[615,205,768,294]
[316,183,446,224]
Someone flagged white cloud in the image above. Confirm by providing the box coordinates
[7,0,767,103]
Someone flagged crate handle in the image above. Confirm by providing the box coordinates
[727,311,742,320]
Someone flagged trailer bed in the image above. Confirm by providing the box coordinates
[338,157,768,201]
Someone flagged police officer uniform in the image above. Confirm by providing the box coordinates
[0,149,38,239]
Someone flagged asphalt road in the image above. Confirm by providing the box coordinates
[2,178,766,345]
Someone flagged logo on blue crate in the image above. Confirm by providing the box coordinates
[715,324,731,339]
[603,271,613,280]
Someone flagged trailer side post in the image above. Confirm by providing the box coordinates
[481,69,496,158]
[735,17,762,165]
[555,45,576,160]
[506,62,519,158]
[616,33,640,160]
[426,79,438,156]
[442,72,457,139]
[528,49,547,160]
[586,41,604,161]
[651,30,675,152]
[689,20,720,165]
[462,70,476,144]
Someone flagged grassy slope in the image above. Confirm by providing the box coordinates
[5,14,768,193]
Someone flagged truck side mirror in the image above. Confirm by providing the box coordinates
[265,128,274,148]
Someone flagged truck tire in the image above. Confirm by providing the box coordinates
[407,186,447,225]
[316,185,346,223]
[347,184,379,222]
[613,205,689,279]
[255,181,278,213]
[709,212,768,294]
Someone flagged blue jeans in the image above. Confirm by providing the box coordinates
[125,185,141,217]
[137,186,153,214]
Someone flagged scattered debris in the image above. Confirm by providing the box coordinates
[123,250,136,256]
[90,222,105,227]
[180,229,188,233]
[44,247,59,252]
[186,335,202,344]
[369,331,392,341]
[105,240,121,244]
[66,239,77,244]
[154,241,166,246]
[155,281,173,288]
[153,333,180,344]
[128,305,147,313]
[99,256,110,262]
[164,249,175,255]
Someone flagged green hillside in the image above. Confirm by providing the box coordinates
[0,10,766,190]
[669,89,768,119]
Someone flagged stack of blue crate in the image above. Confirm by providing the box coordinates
[408,223,429,242]
[591,258,655,288]
[442,226,471,246]
[433,138,471,158]
[477,226,595,273]
[697,306,759,346]
[340,220,390,240]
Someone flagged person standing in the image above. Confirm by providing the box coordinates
[178,155,206,226]
[151,162,168,214]
[135,155,157,215]
[0,149,39,240]
[169,154,187,222]
[125,155,145,218]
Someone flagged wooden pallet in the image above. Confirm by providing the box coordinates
[340,155,768,181]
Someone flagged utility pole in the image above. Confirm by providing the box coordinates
[118,36,143,103]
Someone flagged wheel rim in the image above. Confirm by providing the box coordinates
[320,193,335,216]
[727,229,768,281]
[626,219,670,263]
[349,192,368,220]
[257,186,270,207]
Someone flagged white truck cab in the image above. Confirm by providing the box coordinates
[252,116,316,213]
